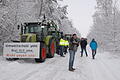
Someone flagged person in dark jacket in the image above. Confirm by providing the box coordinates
[80,38,88,57]
[68,34,79,71]
[90,39,98,59]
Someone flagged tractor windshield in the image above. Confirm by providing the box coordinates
[24,24,42,34]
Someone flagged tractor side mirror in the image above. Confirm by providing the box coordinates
[17,25,20,30]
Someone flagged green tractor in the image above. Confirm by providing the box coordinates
[17,21,60,62]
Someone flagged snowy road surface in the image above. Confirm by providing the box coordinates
[0,48,120,80]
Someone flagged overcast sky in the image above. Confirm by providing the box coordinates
[59,0,96,37]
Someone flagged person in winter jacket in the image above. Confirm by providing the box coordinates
[68,34,79,71]
[90,39,98,59]
[80,38,88,57]
[64,37,69,55]
[59,36,65,57]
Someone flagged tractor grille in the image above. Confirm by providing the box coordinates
[21,35,28,42]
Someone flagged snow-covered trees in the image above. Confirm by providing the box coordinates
[0,0,19,50]
[87,0,120,52]
[0,0,80,50]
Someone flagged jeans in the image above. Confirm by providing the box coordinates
[81,48,88,57]
[60,46,64,56]
[69,50,76,69]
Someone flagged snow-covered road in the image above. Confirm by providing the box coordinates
[0,48,120,80]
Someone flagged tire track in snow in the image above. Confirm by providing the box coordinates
[17,55,65,80]
[89,53,118,80]
[19,70,39,80]
[99,53,120,80]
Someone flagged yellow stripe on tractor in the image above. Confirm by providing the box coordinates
[44,36,53,46]
[20,34,37,42]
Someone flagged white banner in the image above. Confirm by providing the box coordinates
[3,43,40,58]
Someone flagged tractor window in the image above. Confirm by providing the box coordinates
[33,27,42,33]
[24,27,28,34]
[42,27,48,36]
[24,25,42,33]
[30,27,34,33]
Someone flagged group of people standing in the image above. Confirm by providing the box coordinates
[59,34,98,72]
[68,34,98,71]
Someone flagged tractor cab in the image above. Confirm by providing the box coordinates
[20,22,48,42]
[23,22,42,34]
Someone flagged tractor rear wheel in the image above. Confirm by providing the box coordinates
[48,39,56,58]
[35,43,46,63]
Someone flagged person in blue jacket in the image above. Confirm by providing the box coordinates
[90,39,98,59]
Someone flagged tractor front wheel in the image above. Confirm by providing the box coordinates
[35,43,46,63]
